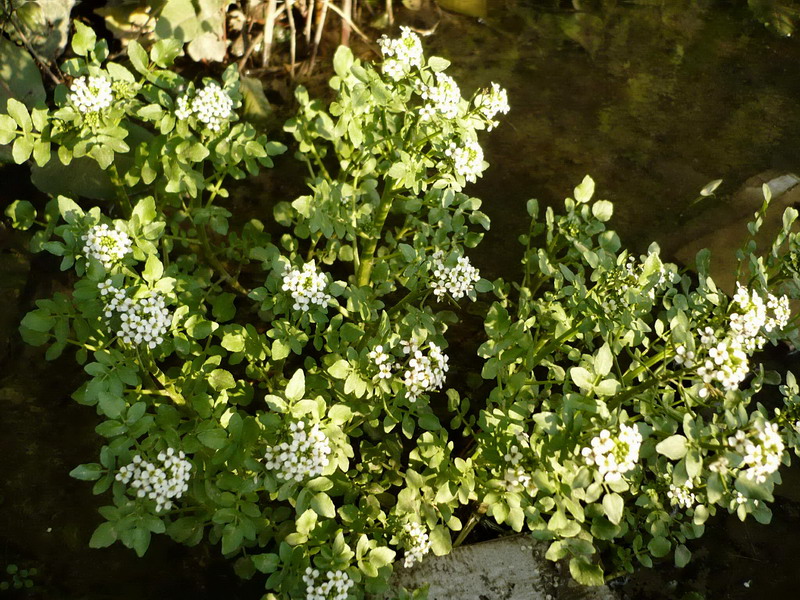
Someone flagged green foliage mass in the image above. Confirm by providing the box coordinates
[5,18,800,599]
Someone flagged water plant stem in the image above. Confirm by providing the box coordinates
[356,177,395,286]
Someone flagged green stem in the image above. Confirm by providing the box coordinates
[356,177,395,287]
[453,502,488,548]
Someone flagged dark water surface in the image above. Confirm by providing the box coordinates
[4,2,800,598]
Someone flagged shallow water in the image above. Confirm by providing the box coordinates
[4,2,800,599]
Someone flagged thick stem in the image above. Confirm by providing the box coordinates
[356,178,395,286]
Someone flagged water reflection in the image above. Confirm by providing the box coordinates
[425,1,800,276]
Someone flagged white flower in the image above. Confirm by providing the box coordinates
[174,95,192,120]
[69,76,114,114]
[378,26,424,81]
[368,344,394,380]
[418,72,461,120]
[737,420,784,483]
[674,345,696,368]
[399,340,449,402]
[82,223,132,269]
[98,280,172,349]
[116,448,192,512]
[729,284,790,351]
[175,82,234,131]
[473,82,509,129]
[667,480,696,509]
[697,337,749,391]
[444,138,484,183]
[581,424,642,483]
[264,421,332,482]
[429,250,481,300]
[282,261,332,312]
[302,567,354,600]
[401,522,431,568]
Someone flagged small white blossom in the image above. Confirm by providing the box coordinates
[116,448,192,512]
[735,420,785,483]
[729,284,791,351]
[444,138,484,183]
[174,95,192,120]
[82,223,132,269]
[302,567,354,600]
[378,26,424,81]
[69,76,114,114]
[401,522,431,568]
[429,250,481,300]
[98,280,172,349]
[368,344,393,380]
[418,72,461,120]
[473,82,510,129]
[282,261,332,312]
[674,345,696,368]
[264,421,332,482]
[667,480,696,509]
[399,340,449,402]
[175,82,234,131]
[697,337,749,391]
[581,424,642,483]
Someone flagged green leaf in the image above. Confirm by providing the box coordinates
[295,508,317,535]
[310,492,336,518]
[591,200,613,222]
[128,41,149,74]
[333,45,354,77]
[6,98,32,131]
[648,535,671,558]
[143,254,164,285]
[674,544,691,568]
[132,196,157,224]
[602,493,624,525]
[150,39,183,68]
[285,369,305,402]
[209,369,236,391]
[430,525,451,556]
[327,359,350,380]
[574,175,595,203]
[569,557,604,586]
[655,435,688,460]
[12,136,34,163]
[570,366,594,391]
[69,463,103,481]
[428,56,451,72]
[5,200,36,230]
[369,546,396,569]
[71,20,97,57]
[198,428,228,449]
[89,522,117,548]
[252,553,280,574]
[594,343,613,377]
[240,76,272,125]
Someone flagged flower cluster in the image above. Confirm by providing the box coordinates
[675,326,749,395]
[367,345,393,379]
[401,522,431,568]
[377,26,424,81]
[473,82,510,129]
[444,139,484,183]
[116,448,192,512]
[729,420,785,483]
[302,567,354,600]
[98,280,172,349]
[581,424,642,483]
[264,421,332,482]
[429,250,481,299]
[399,340,449,401]
[729,284,790,351]
[69,76,114,114]
[282,261,332,312]
[667,480,696,509]
[418,72,461,120]
[501,433,537,495]
[82,223,132,269]
[175,82,234,132]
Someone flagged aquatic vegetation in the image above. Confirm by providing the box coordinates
[5,20,800,599]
